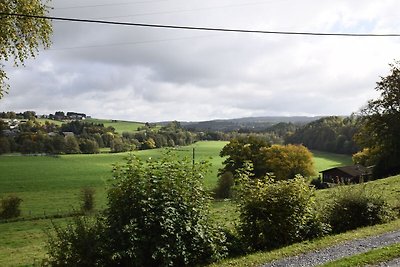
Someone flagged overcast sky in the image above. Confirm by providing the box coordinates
[2,0,400,122]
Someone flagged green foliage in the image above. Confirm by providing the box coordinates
[0,0,52,97]
[64,135,80,154]
[79,139,99,154]
[0,195,23,219]
[105,152,227,266]
[325,186,395,233]
[219,138,315,181]
[45,217,108,266]
[355,61,400,178]
[261,144,316,180]
[80,187,95,213]
[46,152,227,266]
[219,135,270,178]
[214,171,234,199]
[237,175,327,251]
[110,136,130,152]
[286,116,360,155]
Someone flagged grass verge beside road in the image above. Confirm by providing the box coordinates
[210,218,400,267]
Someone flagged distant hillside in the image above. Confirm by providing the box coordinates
[177,116,324,132]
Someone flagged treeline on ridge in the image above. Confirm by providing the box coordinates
[285,116,360,155]
[0,118,197,154]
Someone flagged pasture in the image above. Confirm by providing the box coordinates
[36,118,145,133]
[0,141,227,218]
[84,118,145,133]
[0,142,355,266]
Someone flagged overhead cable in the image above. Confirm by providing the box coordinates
[2,12,400,37]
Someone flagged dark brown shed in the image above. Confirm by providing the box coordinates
[320,165,372,184]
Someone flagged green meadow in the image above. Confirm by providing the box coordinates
[36,118,145,133]
[84,118,145,133]
[0,141,355,266]
[0,141,227,218]
[0,142,352,218]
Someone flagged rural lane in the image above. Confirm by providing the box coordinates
[261,230,400,267]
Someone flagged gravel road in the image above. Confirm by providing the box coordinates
[261,230,400,267]
[374,257,400,267]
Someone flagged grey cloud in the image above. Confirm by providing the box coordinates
[2,0,400,121]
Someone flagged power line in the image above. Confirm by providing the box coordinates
[88,0,290,20]
[55,0,168,10]
[2,12,400,37]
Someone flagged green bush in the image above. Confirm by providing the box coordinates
[325,186,395,233]
[237,175,327,251]
[214,171,234,199]
[0,195,23,219]
[45,217,109,266]
[80,187,95,213]
[45,152,227,266]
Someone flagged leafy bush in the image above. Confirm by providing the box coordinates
[325,186,395,233]
[0,195,23,219]
[214,171,234,199]
[45,217,109,266]
[80,187,95,213]
[237,175,327,251]
[46,152,227,266]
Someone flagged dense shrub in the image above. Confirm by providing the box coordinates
[80,187,95,213]
[237,175,327,251]
[0,195,23,219]
[45,152,227,266]
[325,186,395,233]
[214,171,234,199]
[45,217,109,266]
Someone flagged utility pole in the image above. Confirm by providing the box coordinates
[192,147,195,167]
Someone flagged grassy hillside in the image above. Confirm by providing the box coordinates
[0,143,355,266]
[0,143,352,218]
[84,118,145,133]
[36,118,145,133]
[0,141,227,218]
[312,150,353,172]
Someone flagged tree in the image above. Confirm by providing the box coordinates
[64,135,80,154]
[0,0,52,97]
[261,144,316,180]
[354,61,400,178]
[219,136,270,179]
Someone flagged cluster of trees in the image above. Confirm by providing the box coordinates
[123,121,197,149]
[0,119,117,154]
[285,116,360,155]
[0,111,37,120]
[219,135,315,181]
[214,135,315,198]
[353,62,400,178]
[0,119,198,155]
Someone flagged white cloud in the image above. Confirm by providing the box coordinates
[2,0,400,121]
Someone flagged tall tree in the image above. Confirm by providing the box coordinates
[219,135,270,178]
[354,61,400,178]
[261,144,316,180]
[0,0,52,97]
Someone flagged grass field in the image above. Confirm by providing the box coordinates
[85,118,145,133]
[312,150,353,172]
[36,118,145,133]
[0,141,228,218]
[0,142,355,266]
[0,143,351,218]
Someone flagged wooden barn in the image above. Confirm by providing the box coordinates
[320,165,372,184]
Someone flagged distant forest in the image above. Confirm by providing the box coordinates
[0,111,360,156]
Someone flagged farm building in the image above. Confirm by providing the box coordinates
[320,165,372,184]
